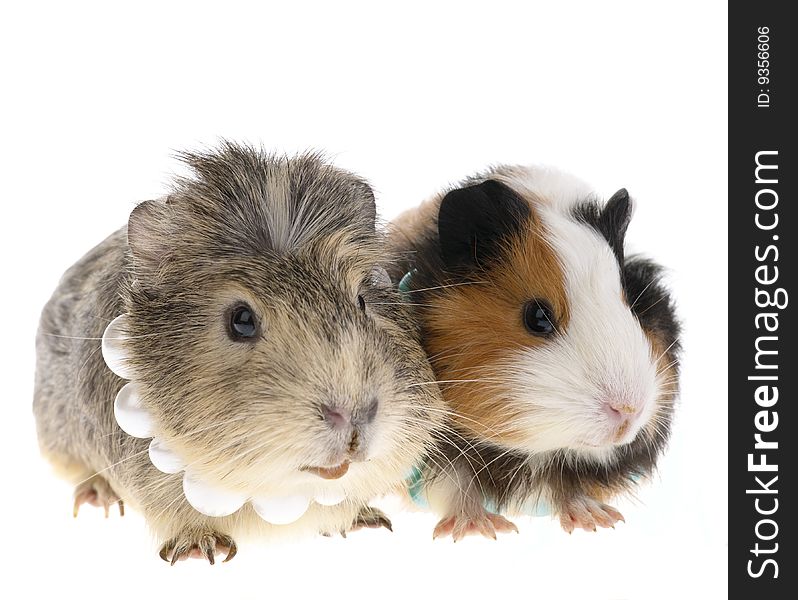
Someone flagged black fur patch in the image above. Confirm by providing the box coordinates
[438,180,531,271]
[572,188,632,269]
[624,256,681,351]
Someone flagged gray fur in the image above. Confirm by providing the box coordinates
[34,142,443,561]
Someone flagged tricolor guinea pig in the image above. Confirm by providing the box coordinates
[33,143,444,563]
[389,165,680,540]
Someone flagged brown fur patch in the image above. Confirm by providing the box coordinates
[424,213,570,446]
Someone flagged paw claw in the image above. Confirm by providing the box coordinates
[160,533,237,565]
[222,541,238,563]
[199,536,217,566]
[159,538,175,563]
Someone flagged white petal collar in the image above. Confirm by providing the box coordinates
[102,314,347,523]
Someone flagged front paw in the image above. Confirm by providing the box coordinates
[433,510,518,542]
[557,497,624,533]
[326,506,393,537]
[159,531,237,565]
[348,505,393,534]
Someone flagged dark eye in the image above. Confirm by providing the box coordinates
[357,294,366,312]
[523,300,556,336]
[229,305,257,340]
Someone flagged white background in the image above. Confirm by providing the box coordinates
[0,1,727,598]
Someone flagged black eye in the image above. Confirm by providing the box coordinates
[523,300,556,336]
[357,294,366,312]
[229,305,257,340]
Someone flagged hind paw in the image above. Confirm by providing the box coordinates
[159,532,237,565]
[433,510,518,542]
[558,497,624,533]
[73,475,124,518]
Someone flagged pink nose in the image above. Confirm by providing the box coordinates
[603,400,642,422]
[321,404,351,429]
[602,399,643,443]
[321,400,379,429]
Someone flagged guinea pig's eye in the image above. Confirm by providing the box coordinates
[357,294,366,312]
[229,305,257,340]
[523,300,556,336]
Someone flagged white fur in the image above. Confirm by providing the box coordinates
[495,167,659,463]
[499,165,595,211]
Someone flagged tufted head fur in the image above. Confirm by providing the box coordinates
[118,143,443,504]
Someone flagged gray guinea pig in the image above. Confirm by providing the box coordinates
[389,165,680,540]
[33,142,444,563]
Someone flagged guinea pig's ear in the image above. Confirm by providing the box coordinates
[354,180,377,227]
[603,188,634,242]
[601,188,634,262]
[437,180,531,270]
[127,200,173,277]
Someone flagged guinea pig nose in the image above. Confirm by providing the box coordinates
[321,404,351,429]
[603,400,641,422]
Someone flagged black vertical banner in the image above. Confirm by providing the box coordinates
[729,3,794,596]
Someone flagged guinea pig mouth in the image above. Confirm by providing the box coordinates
[301,461,350,480]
